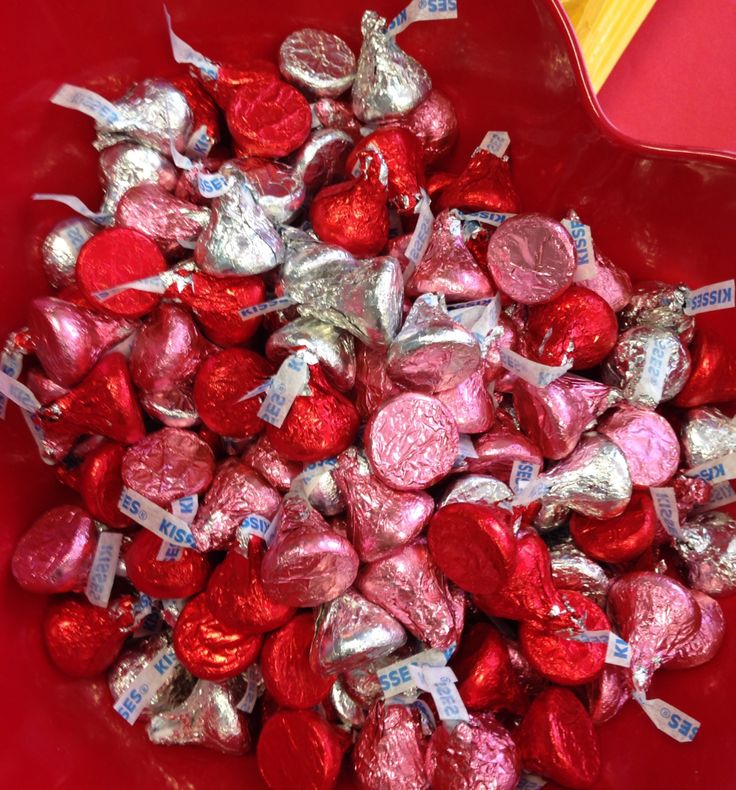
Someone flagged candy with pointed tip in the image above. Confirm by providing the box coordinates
[41,217,97,289]
[222,158,306,226]
[466,423,543,484]
[148,676,251,754]
[353,701,430,790]
[677,512,736,597]
[607,571,700,693]
[261,497,359,607]
[586,665,629,724]
[667,590,725,669]
[311,589,406,674]
[310,150,389,257]
[352,10,431,122]
[672,473,712,523]
[25,369,69,405]
[673,328,736,407]
[36,353,145,461]
[172,74,221,155]
[28,296,137,388]
[207,540,294,632]
[95,78,192,154]
[436,149,520,214]
[334,447,433,562]
[122,427,214,507]
[279,28,356,97]
[435,369,495,434]
[44,595,135,677]
[355,345,404,417]
[578,250,632,312]
[245,435,300,493]
[290,127,355,195]
[99,142,178,216]
[549,541,610,607]
[513,374,620,461]
[517,688,600,790]
[619,280,695,342]
[12,505,96,594]
[358,540,464,649]
[426,713,520,790]
[80,442,131,529]
[386,89,458,164]
[262,612,335,709]
[173,593,263,681]
[680,406,736,466]
[481,314,519,385]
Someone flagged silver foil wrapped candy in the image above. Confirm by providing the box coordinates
[680,406,736,467]
[221,159,305,226]
[619,280,695,342]
[41,217,97,288]
[279,28,356,97]
[678,512,736,596]
[548,540,610,607]
[440,475,513,508]
[290,128,354,195]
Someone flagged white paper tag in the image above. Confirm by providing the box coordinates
[569,630,632,667]
[387,0,458,37]
[408,665,469,723]
[186,124,213,158]
[510,476,550,507]
[403,189,434,279]
[448,294,501,341]
[157,495,199,561]
[292,458,338,497]
[258,353,310,428]
[649,487,685,539]
[510,461,540,495]
[517,774,547,790]
[239,513,279,547]
[197,171,233,198]
[114,644,180,725]
[240,296,298,320]
[695,480,736,513]
[632,334,674,404]
[0,370,40,413]
[0,350,23,420]
[32,193,111,223]
[236,665,261,713]
[457,434,478,459]
[499,348,571,388]
[684,279,735,316]
[455,209,516,227]
[57,217,96,251]
[85,531,123,608]
[50,83,122,125]
[379,648,450,698]
[562,218,597,282]
[686,454,736,484]
[92,272,170,302]
[634,695,700,743]
[118,487,197,549]
[163,6,219,80]
[477,130,510,158]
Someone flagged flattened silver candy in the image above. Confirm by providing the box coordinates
[290,128,354,195]
[41,217,97,288]
[279,28,356,97]
[678,512,736,596]
[352,10,431,122]
[680,407,736,467]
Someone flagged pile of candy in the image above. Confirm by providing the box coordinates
[4,4,736,789]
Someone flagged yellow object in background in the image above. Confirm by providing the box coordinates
[562,0,657,91]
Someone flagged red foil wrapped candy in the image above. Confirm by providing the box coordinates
[673,328,736,407]
[436,149,520,214]
[80,443,132,529]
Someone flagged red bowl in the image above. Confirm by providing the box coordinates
[2,1,735,788]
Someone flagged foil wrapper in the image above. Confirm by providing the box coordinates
[261,496,359,607]
[191,458,281,552]
[99,143,178,216]
[148,677,251,754]
[680,406,736,467]
[435,150,519,214]
[195,174,284,277]
[436,370,495,434]
[672,473,712,524]
[602,326,691,407]
[328,678,367,729]
[121,427,215,507]
[407,210,493,302]
[334,447,433,561]
[301,461,345,517]
[667,590,725,669]
[385,89,458,164]
[607,571,701,693]
[597,404,680,487]
[140,387,199,428]
[513,374,620,461]
[11,505,95,594]
[41,217,97,288]
[283,243,403,347]
[26,368,69,405]
[313,96,362,137]
[486,214,575,304]
[353,701,430,790]
[440,475,513,508]
[261,612,336,709]
[468,424,543,484]
[673,328,736,408]
[482,315,519,386]
[222,159,305,226]
[245,435,300,492]
[619,280,695,342]
[579,251,632,312]
[266,317,356,392]
[678,512,736,596]
[387,295,481,393]
[95,78,192,154]
[28,296,137,388]
[586,665,629,724]
[357,539,465,649]
[109,633,195,721]
[80,441,131,529]
[355,345,405,417]
[352,10,431,122]
[115,183,210,256]
[549,541,610,607]
[517,688,600,789]
[365,393,459,491]
[426,714,520,790]
[311,588,407,674]
[290,127,354,195]
[279,28,356,96]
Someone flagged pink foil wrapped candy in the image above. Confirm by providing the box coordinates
[677,512,736,597]
[467,422,543,484]
[435,369,495,434]
[666,590,725,670]
[357,540,464,649]
[244,435,300,493]
[334,448,433,562]
[140,387,200,429]
[481,315,519,386]
[261,496,359,607]
[386,89,458,164]
[578,251,632,312]
[355,345,404,418]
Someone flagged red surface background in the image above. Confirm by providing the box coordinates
[1,1,735,788]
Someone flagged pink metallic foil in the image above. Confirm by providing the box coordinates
[678,512,736,597]
[355,345,404,418]
[486,214,576,305]
[586,665,629,724]
[140,386,199,428]
[579,251,632,312]
[245,435,300,492]
[386,89,458,164]
[481,315,519,386]
[357,539,464,649]
[121,427,215,506]
[435,369,495,434]
[666,590,725,669]
[365,393,459,491]
[467,423,543,484]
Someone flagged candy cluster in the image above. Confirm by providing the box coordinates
[5,6,736,790]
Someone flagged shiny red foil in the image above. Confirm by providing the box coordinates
[80,442,131,529]
[435,149,520,213]
[673,328,736,407]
